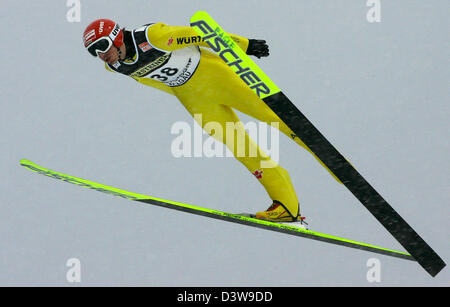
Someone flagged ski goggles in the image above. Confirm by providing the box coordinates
[85,23,121,57]
[86,36,114,57]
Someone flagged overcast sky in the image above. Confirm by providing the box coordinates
[1,0,448,286]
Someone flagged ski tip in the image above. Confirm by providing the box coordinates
[192,10,207,16]
[20,159,39,171]
[190,11,210,22]
[20,159,31,166]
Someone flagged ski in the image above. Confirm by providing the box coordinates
[190,11,445,277]
[20,159,414,261]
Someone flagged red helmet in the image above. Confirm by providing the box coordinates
[83,19,124,56]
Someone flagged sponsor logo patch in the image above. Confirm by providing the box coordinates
[253,170,263,180]
[139,42,152,52]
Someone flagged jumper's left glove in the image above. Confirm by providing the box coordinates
[246,39,270,58]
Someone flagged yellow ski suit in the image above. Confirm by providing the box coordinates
[106,23,336,218]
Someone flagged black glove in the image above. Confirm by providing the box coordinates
[246,39,270,58]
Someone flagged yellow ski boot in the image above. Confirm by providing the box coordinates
[255,201,299,222]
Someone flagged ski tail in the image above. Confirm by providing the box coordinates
[189,11,445,277]
[20,159,414,261]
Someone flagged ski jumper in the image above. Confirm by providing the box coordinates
[105,22,340,218]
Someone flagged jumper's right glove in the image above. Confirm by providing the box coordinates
[246,39,270,58]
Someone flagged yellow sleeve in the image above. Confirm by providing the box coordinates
[146,22,249,52]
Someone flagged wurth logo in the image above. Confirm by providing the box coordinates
[177,36,204,44]
[168,37,174,46]
[253,170,263,180]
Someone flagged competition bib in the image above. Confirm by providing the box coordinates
[145,46,201,87]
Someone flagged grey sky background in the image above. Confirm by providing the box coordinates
[1,0,448,286]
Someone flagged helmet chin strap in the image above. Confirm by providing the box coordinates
[116,46,123,59]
